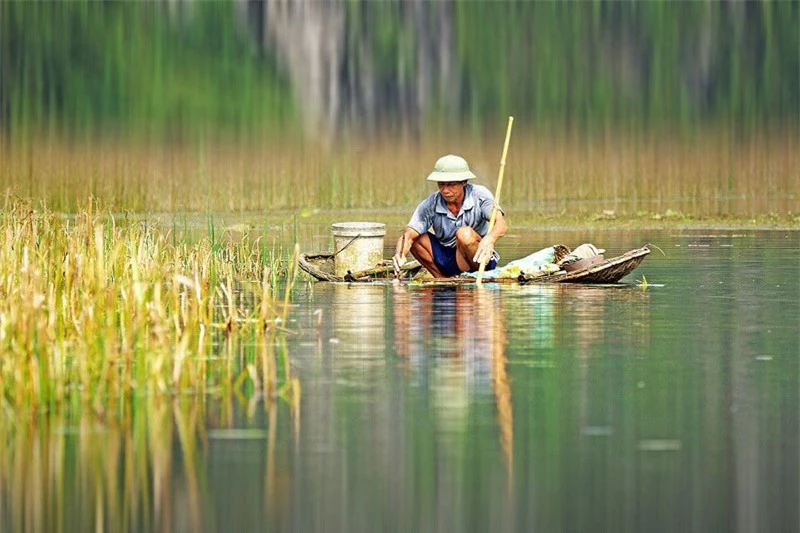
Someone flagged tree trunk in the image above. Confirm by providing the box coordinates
[243,0,458,143]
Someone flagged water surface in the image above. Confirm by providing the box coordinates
[2,229,798,532]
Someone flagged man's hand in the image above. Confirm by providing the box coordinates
[393,231,411,277]
[473,238,495,266]
[392,252,406,277]
[394,229,420,278]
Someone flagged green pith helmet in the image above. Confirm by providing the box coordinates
[426,154,477,182]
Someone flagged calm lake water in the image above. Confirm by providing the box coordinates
[2,229,799,532]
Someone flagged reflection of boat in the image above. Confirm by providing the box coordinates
[299,246,650,284]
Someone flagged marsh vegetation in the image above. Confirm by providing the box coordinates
[0,195,299,416]
[2,132,798,220]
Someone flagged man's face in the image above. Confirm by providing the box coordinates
[437,180,466,203]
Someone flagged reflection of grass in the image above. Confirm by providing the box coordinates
[0,397,292,531]
[0,196,299,415]
[1,132,798,218]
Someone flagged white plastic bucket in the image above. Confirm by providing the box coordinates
[331,222,386,278]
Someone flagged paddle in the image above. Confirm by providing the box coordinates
[476,116,514,285]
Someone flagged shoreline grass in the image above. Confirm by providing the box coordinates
[274,207,800,233]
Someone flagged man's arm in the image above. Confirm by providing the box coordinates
[392,227,421,275]
[473,211,507,265]
[488,210,507,242]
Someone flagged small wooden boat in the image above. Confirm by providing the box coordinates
[518,246,650,284]
[298,246,650,284]
[297,253,424,282]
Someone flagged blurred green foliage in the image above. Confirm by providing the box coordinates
[1,1,295,142]
[454,1,799,134]
[1,1,797,141]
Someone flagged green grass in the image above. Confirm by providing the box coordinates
[0,195,300,417]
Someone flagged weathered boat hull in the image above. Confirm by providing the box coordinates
[299,246,651,284]
[298,253,423,282]
[518,246,650,284]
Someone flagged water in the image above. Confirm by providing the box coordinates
[2,230,798,532]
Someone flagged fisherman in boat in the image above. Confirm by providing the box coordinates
[392,154,507,278]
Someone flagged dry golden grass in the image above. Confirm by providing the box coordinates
[1,131,797,216]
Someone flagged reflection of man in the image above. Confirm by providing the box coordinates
[393,285,504,360]
[392,154,507,278]
[390,285,514,484]
[392,285,465,359]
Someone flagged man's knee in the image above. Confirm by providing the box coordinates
[455,226,479,246]
[410,234,431,257]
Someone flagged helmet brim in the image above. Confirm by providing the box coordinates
[426,170,476,182]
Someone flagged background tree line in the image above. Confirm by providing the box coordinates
[1,0,797,143]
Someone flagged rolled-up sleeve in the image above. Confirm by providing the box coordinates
[407,195,434,235]
[474,185,503,222]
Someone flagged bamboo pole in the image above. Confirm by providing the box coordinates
[477,116,514,285]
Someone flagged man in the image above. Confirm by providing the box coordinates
[392,154,507,278]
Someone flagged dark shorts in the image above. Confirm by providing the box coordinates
[429,236,497,277]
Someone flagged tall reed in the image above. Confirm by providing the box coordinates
[0,195,298,416]
[1,131,797,216]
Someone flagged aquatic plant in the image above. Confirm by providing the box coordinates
[0,195,299,416]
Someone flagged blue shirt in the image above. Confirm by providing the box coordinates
[407,183,502,260]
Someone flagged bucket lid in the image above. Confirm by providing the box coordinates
[331,222,386,237]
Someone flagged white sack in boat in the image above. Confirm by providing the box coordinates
[465,246,560,280]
